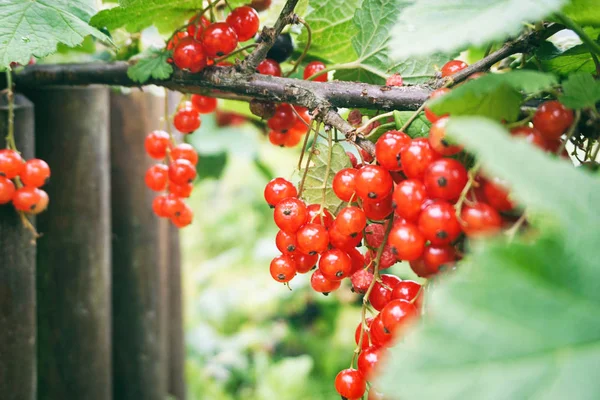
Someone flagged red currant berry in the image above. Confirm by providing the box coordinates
[351,269,373,294]
[348,247,366,274]
[257,59,282,76]
[363,196,394,221]
[365,223,386,248]
[0,176,16,204]
[276,229,298,255]
[310,268,341,294]
[365,245,397,271]
[268,130,287,147]
[270,254,297,283]
[168,159,196,185]
[428,117,462,156]
[329,222,363,251]
[375,130,411,171]
[186,15,210,39]
[332,168,358,202]
[306,204,334,228]
[319,248,352,281]
[510,126,547,149]
[380,299,417,335]
[423,158,468,202]
[0,149,24,179]
[335,206,367,236]
[144,130,171,159]
[418,201,462,246]
[174,103,201,134]
[388,222,426,261]
[441,59,468,77]
[355,318,374,349]
[173,37,207,73]
[422,245,457,275]
[358,346,381,380]
[303,61,327,82]
[391,280,422,305]
[13,187,48,214]
[20,158,50,188]
[385,73,403,87]
[202,22,238,58]
[460,202,503,237]
[482,177,514,212]
[296,223,329,255]
[167,31,188,51]
[369,274,401,311]
[163,193,187,217]
[152,195,170,217]
[264,177,297,207]
[283,129,304,147]
[370,314,393,347]
[292,252,318,273]
[171,143,199,165]
[335,369,366,400]
[226,6,260,42]
[347,152,358,168]
[169,181,193,198]
[400,138,439,180]
[392,179,427,222]
[533,100,574,140]
[360,148,374,164]
[268,104,297,132]
[171,203,194,228]
[355,165,393,201]
[424,88,450,123]
[145,164,169,191]
[190,94,218,114]
[273,197,308,233]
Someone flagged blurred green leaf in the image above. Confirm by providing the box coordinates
[56,35,97,54]
[393,111,432,138]
[535,41,599,77]
[127,48,173,83]
[562,0,600,27]
[559,72,600,109]
[257,356,314,400]
[197,152,228,181]
[253,158,275,181]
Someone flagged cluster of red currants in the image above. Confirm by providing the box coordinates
[169,6,261,73]
[0,149,50,215]
[144,94,218,228]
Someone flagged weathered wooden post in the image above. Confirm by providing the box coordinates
[0,94,36,400]
[28,86,112,400]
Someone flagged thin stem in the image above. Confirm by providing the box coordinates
[207,0,217,22]
[455,161,481,218]
[399,103,426,133]
[222,0,234,12]
[557,109,581,155]
[164,91,173,136]
[296,122,313,170]
[505,212,527,241]
[297,122,320,196]
[214,43,259,63]
[591,142,600,161]
[555,13,600,56]
[19,212,40,240]
[285,18,311,77]
[5,69,16,151]
[320,127,333,209]
[357,111,395,134]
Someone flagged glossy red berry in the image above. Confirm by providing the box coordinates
[348,247,366,274]
[0,176,16,204]
[226,6,260,42]
[351,269,373,294]
[460,202,503,237]
[335,369,366,400]
[364,223,386,248]
[421,245,457,275]
[174,103,201,134]
[145,164,169,191]
[152,195,170,217]
[424,88,450,123]
[190,94,218,114]
[306,204,334,228]
[347,151,358,168]
[392,179,427,222]
[310,268,341,293]
[363,196,394,221]
[293,252,319,273]
[332,168,358,202]
[424,158,468,202]
[355,165,393,201]
[388,222,426,261]
[167,31,188,51]
[20,158,50,188]
[418,201,462,245]
[319,248,352,281]
[169,181,193,198]
[268,130,287,147]
[270,254,297,283]
[13,187,48,214]
[355,318,374,349]
[202,22,238,58]
[357,346,381,380]
[303,61,327,82]
[0,149,24,179]
[144,130,171,159]
[375,130,411,171]
[264,177,297,207]
[186,15,210,38]
[274,197,307,233]
[276,229,298,255]
[441,59,468,77]
[391,280,422,304]
[380,299,417,334]
[370,314,393,347]
[171,143,199,165]
[482,177,514,212]
[257,59,282,76]
[533,100,574,140]
[163,193,187,217]
[368,276,395,311]
[168,159,196,185]
[335,206,367,236]
[400,138,439,180]
[171,203,194,228]
[385,73,403,87]
[329,222,363,251]
[283,129,304,147]
[428,117,462,156]
[510,126,547,149]
[268,104,297,132]
[296,223,329,255]
[173,37,207,73]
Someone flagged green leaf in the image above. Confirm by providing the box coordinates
[535,41,598,77]
[299,142,352,214]
[388,53,455,85]
[378,117,600,400]
[559,72,600,109]
[428,71,558,121]
[127,48,173,83]
[393,111,432,138]
[0,0,110,69]
[56,35,97,54]
[299,0,363,64]
[562,0,600,27]
[389,0,568,60]
[90,0,204,34]
[196,151,228,181]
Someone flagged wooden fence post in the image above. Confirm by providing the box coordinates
[28,86,112,400]
[0,94,36,400]
[168,224,186,400]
